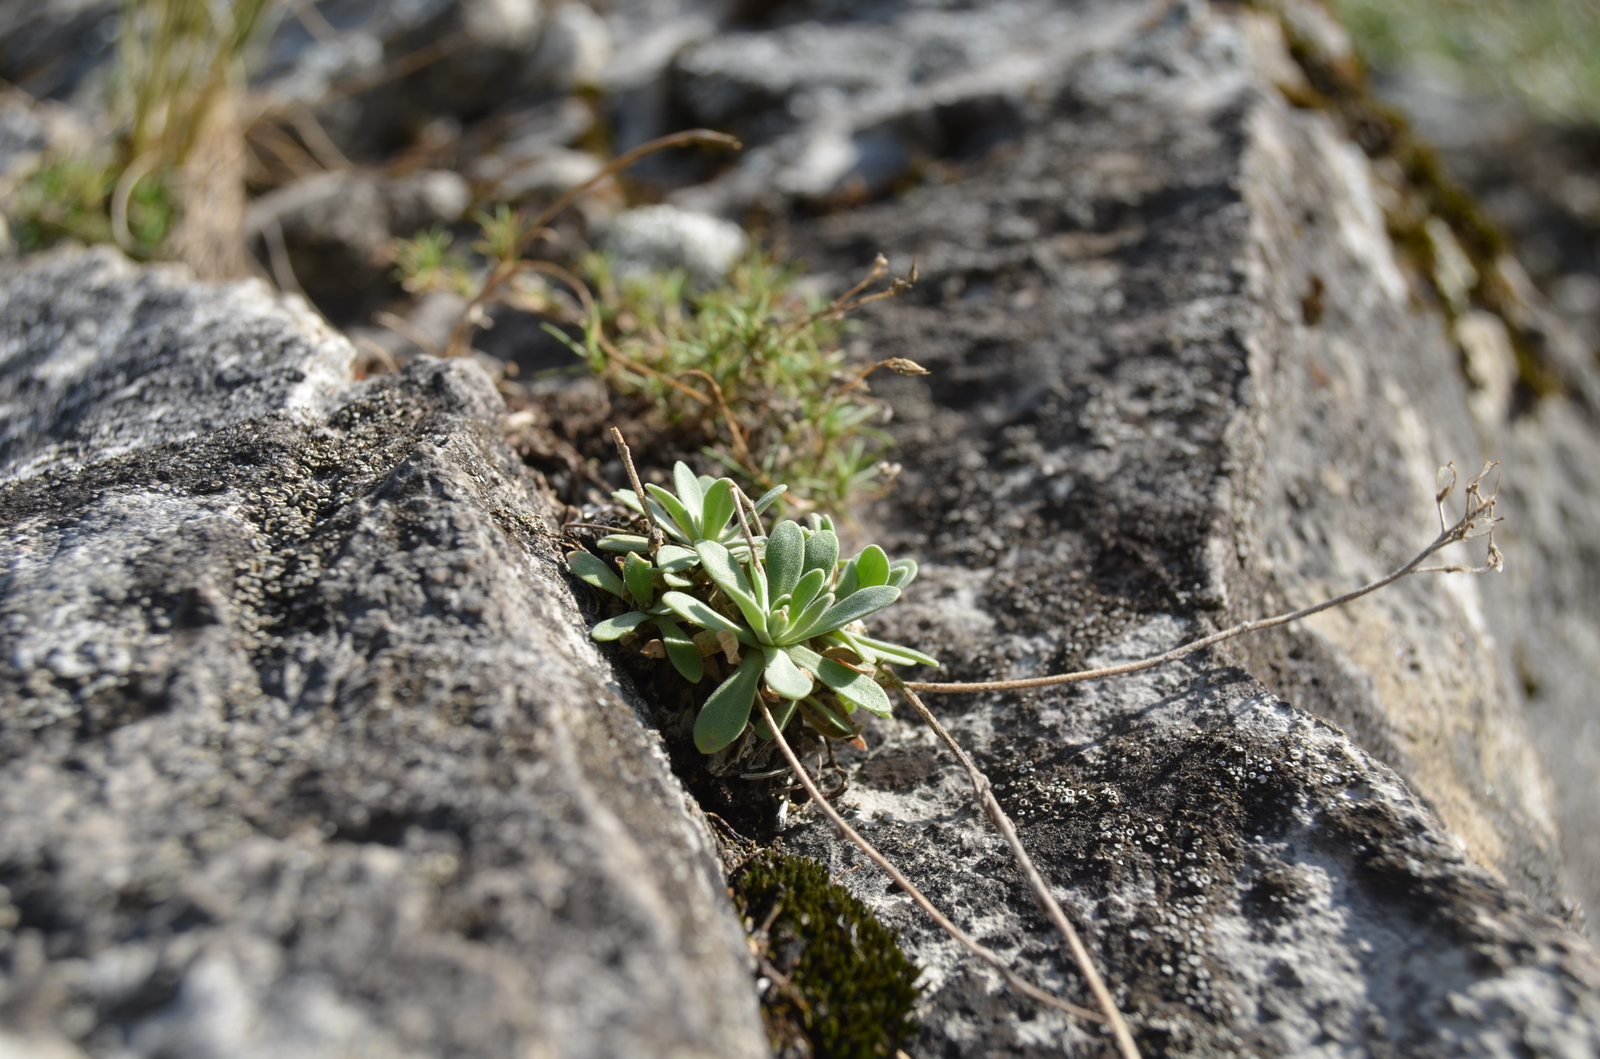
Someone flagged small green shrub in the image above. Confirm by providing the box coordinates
[565,250,918,514]
[567,461,936,755]
[734,851,921,1059]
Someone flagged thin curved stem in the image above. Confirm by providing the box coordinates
[756,700,1106,1027]
[883,672,1141,1059]
[908,479,1502,696]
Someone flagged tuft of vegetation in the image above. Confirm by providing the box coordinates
[563,250,922,514]
[567,460,936,759]
[1329,0,1600,126]
[733,852,921,1059]
[8,0,274,273]
[394,197,924,514]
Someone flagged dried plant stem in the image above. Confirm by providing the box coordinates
[755,700,1104,1027]
[881,672,1140,1059]
[610,429,663,556]
[908,469,1502,695]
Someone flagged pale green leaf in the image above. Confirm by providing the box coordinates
[567,550,624,596]
[854,545,890,588]
[591,610,650,641]
[645,484,697,542]
[695,541,767,640]
[660,592,759,645]
[700,478,736,543]
[673,462,705,524]
[887,558,919,589]
[804,585,900,639]
[752,484,787,514]
[787,568,827,618]
[656,545,699,572]
[766,520,805,598]
[597,534,649,553]
[623,552,654,608]
[695,652,764,753]
[752,698,797,740]
[798,695,856,737]
[653,615,704,683]
[763,646,814,700]
[803,527,839,578]
[856,633,939,668]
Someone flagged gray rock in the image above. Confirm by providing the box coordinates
[599,204,748,287]
[0,247,768,1059]
[766,2,1600,1053]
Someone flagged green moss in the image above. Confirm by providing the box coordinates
[733,851,920,1058]
[1268,7,1567,402]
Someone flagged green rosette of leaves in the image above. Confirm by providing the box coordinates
[566,462,936,754]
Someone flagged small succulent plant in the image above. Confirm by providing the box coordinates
[567,462,936,754]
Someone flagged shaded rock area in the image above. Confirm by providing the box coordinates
[0,248,767,1059]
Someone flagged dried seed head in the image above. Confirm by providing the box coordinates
[1435,462,1457,503]
[884,358,930,376]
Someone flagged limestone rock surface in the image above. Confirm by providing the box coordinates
[0,247,767,1059]
[760,3,1600,1054]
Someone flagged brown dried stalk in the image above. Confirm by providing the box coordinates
[907,462,1503,695]
[755,698,1105,1028]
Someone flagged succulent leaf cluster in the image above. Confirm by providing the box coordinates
[567,463,936,754]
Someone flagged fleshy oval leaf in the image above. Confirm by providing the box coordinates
[787,567,827,618]
[652,614,705,683]
[856,633,939,668]
[887,558,919,589]
[656,544,699,572]
[597,534,650,553]
[695,540,767,640]
[645,484,697,541]
[567,550,625,596]
[804,585,901,639]
[673,462,706,524]
[752,483,788,515]
[695,652,764,753]
[763,646,814,700]
[766,520,805,598]
[660,591,753,642]
[817,658,893,717]
[700,478,736,543]
[854,545,890,589]
[591,610,650,641]
[623,552,655,608]
[802,528,839,579]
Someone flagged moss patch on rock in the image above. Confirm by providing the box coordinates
[732,851,920,1059]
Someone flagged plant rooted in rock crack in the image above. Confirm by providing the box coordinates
[567,460,936,759]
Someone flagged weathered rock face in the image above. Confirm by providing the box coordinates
[755,2,1600,1054]
[5,0,1600,1056]
[0,248,767,1059]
